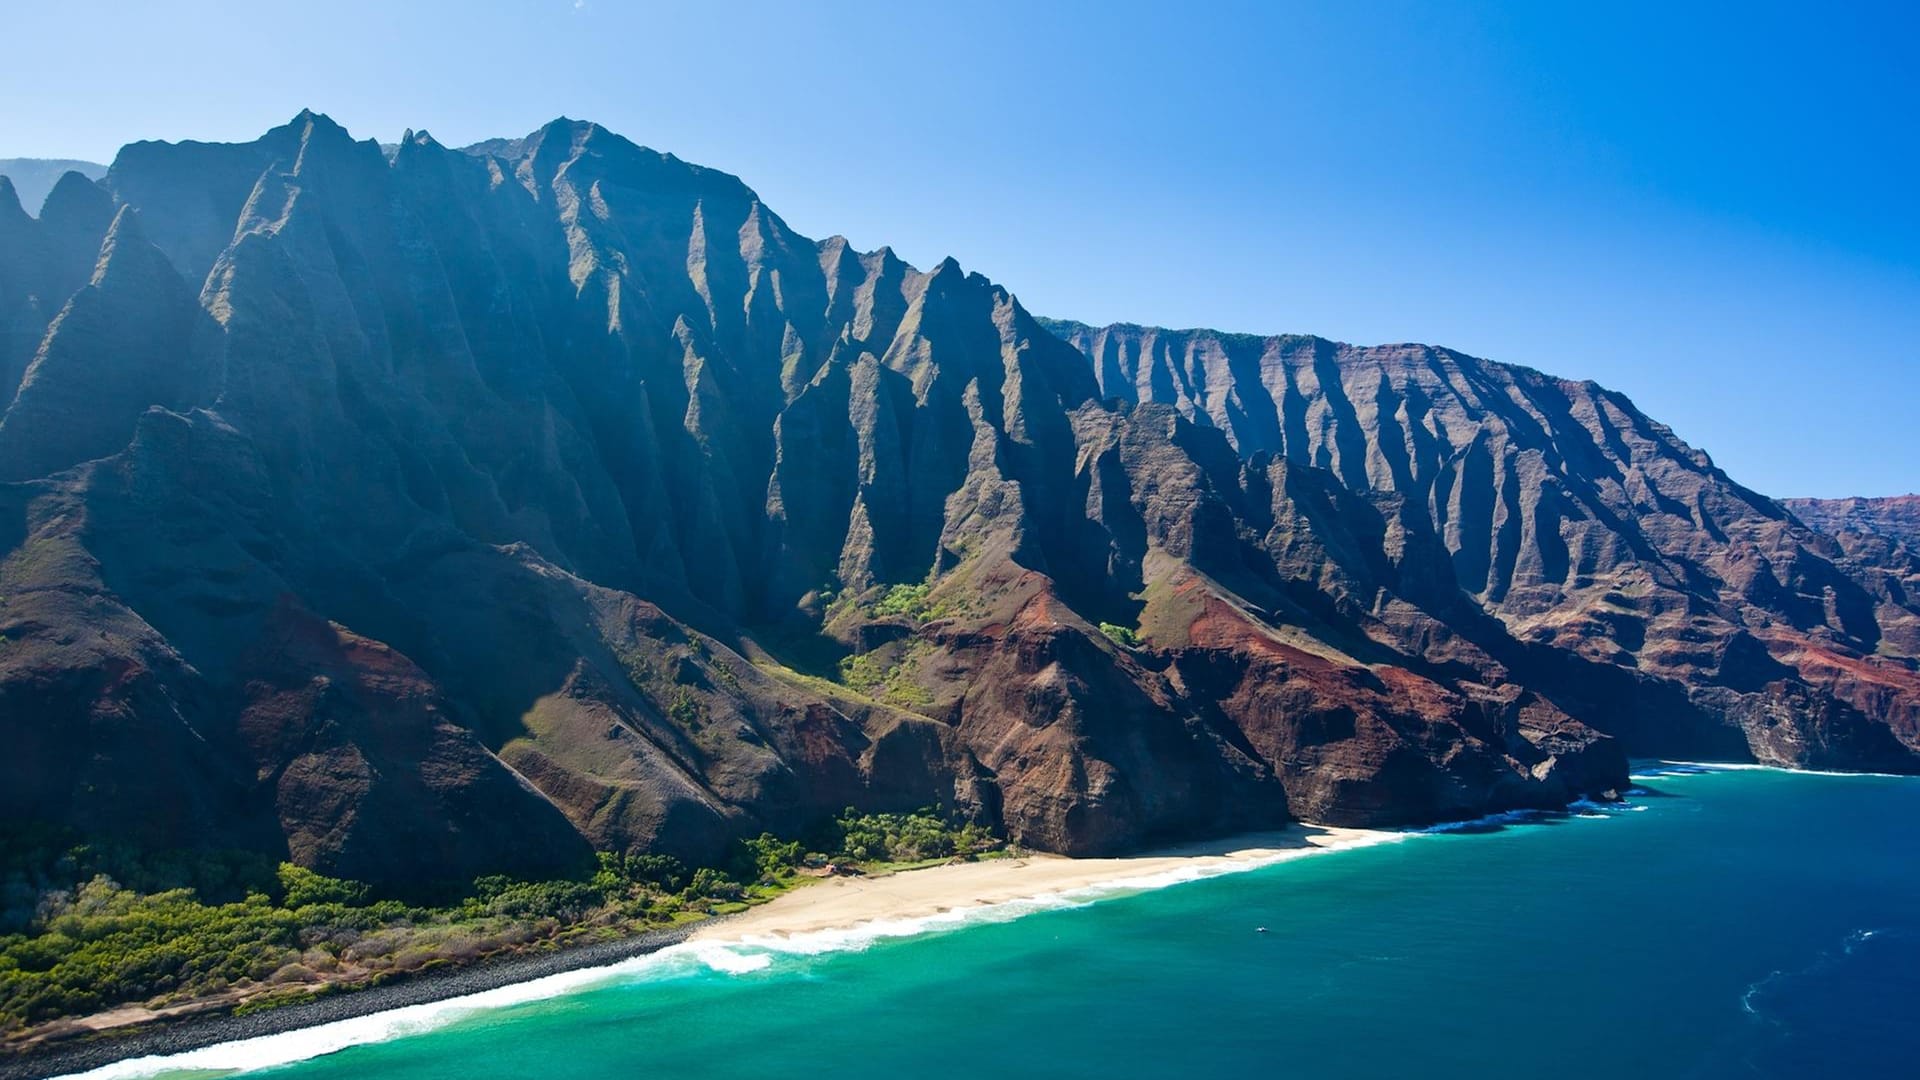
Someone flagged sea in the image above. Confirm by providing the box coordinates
[66,765,1920,1080]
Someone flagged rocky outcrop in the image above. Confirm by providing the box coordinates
[0,113,1913,888]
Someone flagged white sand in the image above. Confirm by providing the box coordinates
[40,826,1404,1080]
[695,825,1401,941]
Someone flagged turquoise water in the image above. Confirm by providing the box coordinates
[109,767,1920,1080]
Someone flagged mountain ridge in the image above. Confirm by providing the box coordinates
[1784,495,1920,547]
[0,159,108,219]
[1,112,1914,892]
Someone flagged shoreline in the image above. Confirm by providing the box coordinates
[3,925,699,1080]
[8,824,1396,1080]
[10,763,1901,1080]
[693,824,1398,943]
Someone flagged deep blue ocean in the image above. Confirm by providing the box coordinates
[84,766,1920,1080]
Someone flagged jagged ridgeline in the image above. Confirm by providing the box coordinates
[2,112,1916,889]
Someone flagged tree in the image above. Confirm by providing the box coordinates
[737,834,802,883]
[683,867,741,901]
[275,864,369,908]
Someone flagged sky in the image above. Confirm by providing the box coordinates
[1,0,1913,498]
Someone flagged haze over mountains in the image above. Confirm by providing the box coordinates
[2,113,1916,891]
[0,160,107,219]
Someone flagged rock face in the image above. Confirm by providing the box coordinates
[1786,495,1920,549]
[1,114,1914,888]
[1044,319,1920,773]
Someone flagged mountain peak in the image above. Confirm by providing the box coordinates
[1,110,1915,926]
[261,109,364,162]
[37,170,113,232]
[96,202,148,255]
[290,107,342,130]
[531,116,609,153]
[0,175,25,225]
[456,116,614,167]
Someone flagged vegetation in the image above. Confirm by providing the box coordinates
[835,643,934,707]
[0,811,999,1040]
[825,808,1000,866]
[823,578,967,626]
[874,583,934,621]
[1098,622,1141,648]
[666,687,706,729]
[0,847,720,1038]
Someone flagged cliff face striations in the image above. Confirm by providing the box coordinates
[1,114,1914,888]
[1044,319,1920,775]
[1785,495,1920,550]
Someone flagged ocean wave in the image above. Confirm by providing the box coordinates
[713,832,1420,966]
[53,832,1412,1080]
[1741,968,1783,1018]
[1632,760,1915,781]
[687,941,774,974]
[53,941,726,1080]
[714,893,1091,965]
[1566,798,1647,815]
[1421,795,1653,834]
[1417,808,1553,833]
[1740,926,1895,1024]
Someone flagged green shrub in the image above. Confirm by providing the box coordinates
[626,854,689,893]
[1098,622,1140,647]
[875,583,932,620]
[682,868,741,901]
[735,834,802,884]
[828,809,993,864]
[837,644,932,707]
[666,688,706,729]
[482,880,602,921]
[276,865,370,909]
[838,651,888,692]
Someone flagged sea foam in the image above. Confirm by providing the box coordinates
[1631,760,1914,781]
[51,831,1409,1080]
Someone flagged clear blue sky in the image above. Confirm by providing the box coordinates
[3,1,1913,497]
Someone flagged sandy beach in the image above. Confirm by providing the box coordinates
[9,825,1398,1080]
[696,824,1401,943]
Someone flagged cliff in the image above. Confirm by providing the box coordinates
[1,114,1914,889]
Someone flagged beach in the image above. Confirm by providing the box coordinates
[696,824,1400,942]
[10,824,1397,1080]
[23,772,1918,1080]
[214,768,1917,1080]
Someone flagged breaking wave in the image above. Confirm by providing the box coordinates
[53,833,1411,1080]
[1632,760,1913,781]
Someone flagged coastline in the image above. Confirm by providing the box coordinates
[4,925,698,1080]
[9,824,1396,1080]
[694,824,1398,943]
